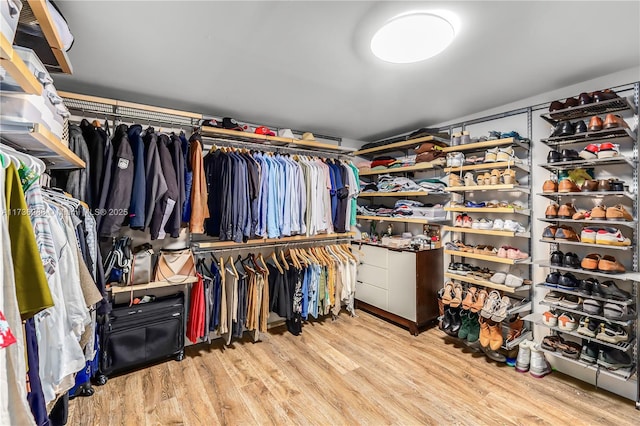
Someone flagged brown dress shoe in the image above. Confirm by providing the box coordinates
[603,114,629,130]
[598,255,625,273]
[606,205,633,221]
[549,100,565,112]
[470,289,488,313]
[593,89,619,102]
[591,205,607,219]
[581,179,599,192]
[555,225,579,241]
[581,253,601,270]
[545,203,558,218]
[558,203,577,219]
[588,116,603,132]
[461,287,477,310]
[543,180,558,193]
[564,97,579,108]
[558,179,581,193]
[578,92,592,105]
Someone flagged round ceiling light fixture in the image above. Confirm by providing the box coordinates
[370,11,458,64]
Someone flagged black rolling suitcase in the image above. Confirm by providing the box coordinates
[95,293,185,385]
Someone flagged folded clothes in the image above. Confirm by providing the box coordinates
[395,200,424,208]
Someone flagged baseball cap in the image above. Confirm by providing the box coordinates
[278,128,296,139]
[222,117,243,131]
[255,126,275,136]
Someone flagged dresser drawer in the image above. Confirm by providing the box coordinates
[357,244,388,268]
[357,264,388,290]
[355,281,388,310]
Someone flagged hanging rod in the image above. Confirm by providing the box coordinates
[192,236,354,254]
[200,136,352,159]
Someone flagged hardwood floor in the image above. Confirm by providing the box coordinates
[68,310,638,425]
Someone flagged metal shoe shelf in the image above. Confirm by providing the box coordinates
[535,82,639,408]
[535,322,635,353]
[540,347,636,382]
[539,300,634,327]
[535,284,636,306]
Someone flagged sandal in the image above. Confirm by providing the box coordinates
[502,169,516,185]
[481,290,501,319]
[464,172,477,186]
[491,296,511,322]
[449,173,463,187]
[441,281,455,305]
[542,335,564,351]
[490,170,500,185]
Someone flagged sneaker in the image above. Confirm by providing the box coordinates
[476,218,494,230]
[462,215,473,228]
[597,142,620,159]
[503,220,526,233]
[558,294,581,309]
[596,323,629,343]
[595,228,631,246]
[557,313,578,331]
[580,227,599,244]
[580,342,599,364]
[597,348,633,370]
[515,339,532,372]
[543,291,563,304]
[577,317,600,337]
[579,143,599,160]
[542,311,558,327]
[529,344,552,378]
[492,218,505,230]
[455,214,464,227]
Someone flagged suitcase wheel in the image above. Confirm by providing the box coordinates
[95,374,108,386]
[175,350,185,362]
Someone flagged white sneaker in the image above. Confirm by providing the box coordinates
[529,344,552,378]
[492,219,505,230]
[503,220,526,233]
[515,339,532,372]
[477,218,494,230]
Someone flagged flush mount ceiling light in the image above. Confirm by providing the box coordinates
[370,12,458,64]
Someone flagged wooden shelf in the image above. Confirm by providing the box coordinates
[356,215,436,224]
[358,163,435,176]
[353,135,446,157]
[358,191,433,197]
[445,206,531,215]
[201,126,352,153]
[443,226,530,238]
[444,272,530,294]
[444,249,528,265]
[446,184,528,193]
[20,0,72,73]
[443,160,528,173]
[0,33,43,95]
[110,276,199,294]
[441,137,522,153]
[193,232,355,250]
[0,122,85,169]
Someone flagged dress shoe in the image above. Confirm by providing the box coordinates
[605,205,633,221]
[555,225,579,241]
[557,121,574,137]
[558,179,581,193]
[545,271,561,287]
[543,180,558,193]
[579,278,596,296]
[558,273,579,290]
[542,225,558,239]
[547,150,562,163]
[564,97,579,108]
[545,203,558,218]
[561,149,579,161]
[588,116,603,132]
[597,255,626,274]
[563,252,580,268]
[558,203,576,218]
[549,100,565,112]
[578,92,592,105]
[573,120,587,134]
[581,179,599,192]
[593,89,618,102]
[581,253,601,270]
[597,179,611,191]
[603,114,629,130]
[579,144,599,160]
[550,250,564,266]
[592,280,630,301]
[609,180,625,192]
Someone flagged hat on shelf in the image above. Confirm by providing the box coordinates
[302,132,317,141]
[201,118,220,128]
[222,117,243,131]
[278,128,296,139]
[255,126,275,136]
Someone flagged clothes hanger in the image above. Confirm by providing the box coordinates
[255,253,268,274]
[278,249,290,271]
[228,255,238,277]
[268,251,284,274]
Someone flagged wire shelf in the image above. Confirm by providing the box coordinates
[541,97,637,124]
[540,127,636,147]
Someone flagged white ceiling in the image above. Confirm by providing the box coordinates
[53,1,640,142]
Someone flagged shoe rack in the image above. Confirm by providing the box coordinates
[533,83,640,398]
[440,120,535,359]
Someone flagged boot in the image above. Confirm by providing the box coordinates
[489,320,504,351]
[479,316,491,348]
[437,289,445,329]
[442,308,452,332]
[449,307,462,336]
[458,310,470,340]
[529,343,552,378]
[515,339,532,372]
[466,312,480,343]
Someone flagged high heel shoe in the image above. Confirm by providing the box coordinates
[464,172,477,186]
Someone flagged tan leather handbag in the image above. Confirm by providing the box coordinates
[154,249,196,282]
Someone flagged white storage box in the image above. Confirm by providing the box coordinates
[0,46,53,91]
[411,206,446,221]
[0,89,66,138]
[1,0,22,45]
